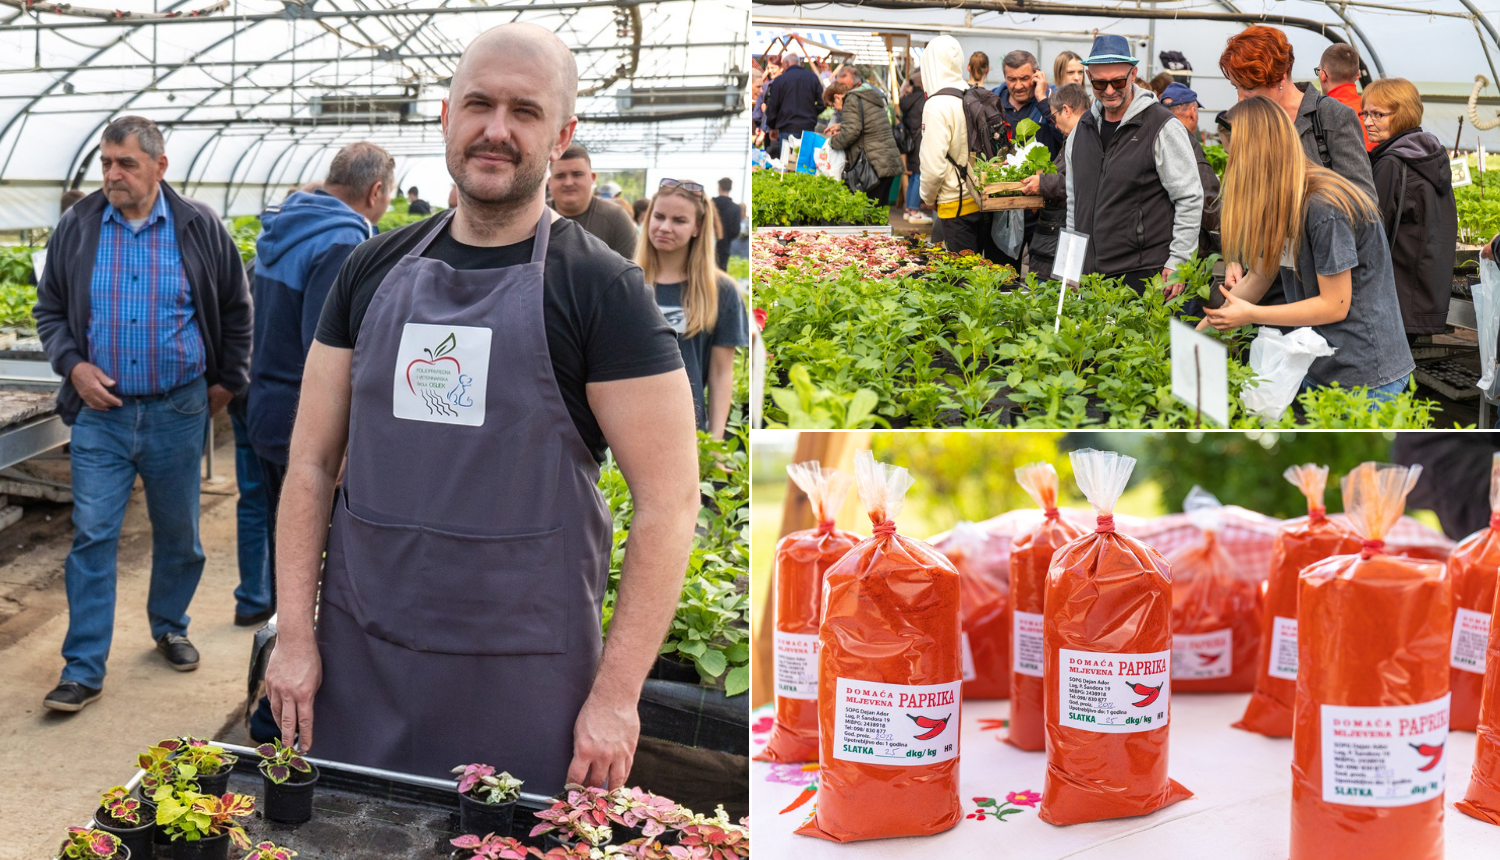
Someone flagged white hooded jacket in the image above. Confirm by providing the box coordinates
[918,35,972,211]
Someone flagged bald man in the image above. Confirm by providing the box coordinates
[263,22,700,793]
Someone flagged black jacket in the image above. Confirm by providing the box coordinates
[1370,127,1457,334]
[763,65,823,136]
[34,182,253,425]
[1070,100,1179,275]
[899,89,926,173]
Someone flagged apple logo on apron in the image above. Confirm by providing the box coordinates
[392,323,493,426]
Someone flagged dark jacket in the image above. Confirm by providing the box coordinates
[1370,127,1457,335]
[992,85,1065,159]
[763,65,823,136]
[34,182,252,426]
[1294,82,1377,203]
[827,85,904,179]
[248,190,371,463]
[1191,135,1222,255]
[899,88,926,173]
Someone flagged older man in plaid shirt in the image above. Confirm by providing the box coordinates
[33,115,252,712]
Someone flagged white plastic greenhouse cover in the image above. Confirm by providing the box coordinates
[755,1,1500,154]
[0,0,750,229]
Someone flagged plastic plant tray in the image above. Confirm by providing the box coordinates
[1415,359,1482,401]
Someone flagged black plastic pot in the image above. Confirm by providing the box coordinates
[152,830,228,860]
[95,802,155,860]
[457,793,516,838]
[194,764,232,797]
[651,655,700,685]
[261,763,320,824]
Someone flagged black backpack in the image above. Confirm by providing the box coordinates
[934,86,1010,159]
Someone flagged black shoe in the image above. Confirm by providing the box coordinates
[44,680,102,712]
[234,608,274,628]
[156,633,200,671]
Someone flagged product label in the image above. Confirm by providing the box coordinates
[1320,694,1450,807]
[1172,628,1233,680]
[1058,648,1171,734]
[961,632,977,682]
[392,323,491,426]
[773,632,820,700]
[1013,610,1045,678]
[833,677,962,765]
[1268,616,1299,681]
[1451,608,1491,674]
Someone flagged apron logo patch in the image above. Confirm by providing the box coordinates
[393,323,492,426]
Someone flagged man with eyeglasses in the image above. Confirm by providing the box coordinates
[1063,34,1204,295]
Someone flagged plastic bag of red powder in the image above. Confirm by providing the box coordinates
[1291,462,1451,860]
[1458,586,1500,824]
[1165,487,1262,693]
[1234,464,1361,737]
[1446,452,1500,732]
[797,450,963,843]
[754,461,861,764]
[1007,462,1085,751]
[1039,448,1193,826]
[932,521,1010,699]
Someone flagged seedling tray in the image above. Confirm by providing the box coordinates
[1415,358,1482,401]
[107,743,557,860]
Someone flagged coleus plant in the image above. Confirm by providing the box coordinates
[605,787,689,839]
[452,763,523,804]
[256,738,314,785]
[155,789,255,849]
[56,828,123,860]
[139,737,237,799]
[243,843,297,860]
[530,784,614,847]
[98,786,146,827]
[449,833,532,860]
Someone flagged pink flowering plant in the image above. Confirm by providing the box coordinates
[674,808,747,860]
[256,739,314,785]
[605,787,688,838]
[56,828,123,860]
[242,842,297,860]
[98,786,146,827]
[449,833,532,860]
[452,763,523,804]
[529,784,613,847]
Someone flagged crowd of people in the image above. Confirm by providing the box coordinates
[757,26,1471,402]
[30,20,748,797]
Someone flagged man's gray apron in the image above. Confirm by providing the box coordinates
[312,208,612,792]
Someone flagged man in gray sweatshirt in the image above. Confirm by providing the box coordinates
[1065,35,1204,295]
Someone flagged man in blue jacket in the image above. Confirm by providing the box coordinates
[247,141,392,600]
[762,52,823,159]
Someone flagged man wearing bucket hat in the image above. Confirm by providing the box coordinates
[1064,34,1204,295]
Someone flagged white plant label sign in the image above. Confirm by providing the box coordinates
[1170,319,1229,427]
[1054,229,1089,333]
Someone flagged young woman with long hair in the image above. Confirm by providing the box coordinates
[636,180,749,438]
[1203,96,1413,399]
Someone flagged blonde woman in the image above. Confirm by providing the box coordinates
[637,180,748,438]
[1204,95,1413,399]
[1053,50,1085,91]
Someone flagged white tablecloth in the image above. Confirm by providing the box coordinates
[750,695,1496,858]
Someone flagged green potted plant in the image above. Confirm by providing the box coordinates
[138,738,238,802]
[93,786,154,860]
[154,788,253,860]
[56,828,128,860]
[448,833,530,860]
[255,739,319,824]
[451,763,523,838]
[529,785,612,850]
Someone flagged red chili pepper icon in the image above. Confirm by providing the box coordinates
[1128,682,1163,708]
[1197,652,1222,665]
[907,713,951,740]
[1410,742,1444,772]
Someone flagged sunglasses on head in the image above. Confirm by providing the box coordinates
[1088,72,1132,93]
[659,178,705,195]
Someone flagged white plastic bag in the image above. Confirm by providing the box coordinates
[814,143,847,180]
[992,209,1024,259]
[1240,327,1336,422]
[1476,256,1500,397]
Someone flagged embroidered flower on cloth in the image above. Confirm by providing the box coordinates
[752,715,774,735]
[1006,790,1041,808]
[966,792,1038,822]
[765,762,818,785]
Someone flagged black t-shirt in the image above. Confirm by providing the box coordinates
[1099,117,1121,152]
[315,215,684,462]
[654,274,749,430]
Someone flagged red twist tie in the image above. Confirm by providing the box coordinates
[1308,505,1326,522]
[1044,507,1060,521]
[873,520,897,537]
[1096,514,1115,533]
[815,519,836,535]
[1490,512,1500,532]
[1360,538,1385,559]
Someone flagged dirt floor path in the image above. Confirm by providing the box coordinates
[0,435,255,858]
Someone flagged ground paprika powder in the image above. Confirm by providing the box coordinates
[1446,452,1500,732]
[796,450,964,843]
[1234,464,1360,738]
[1291,462,1451,860]
[932,521,1010,699]
[1457,586,1500,825]
[1166,488,1262,693]
[1007,462,1084,752]
[1039,448,1193,826]
[755,461,861,764]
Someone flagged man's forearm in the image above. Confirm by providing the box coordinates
[588,498,697,706]
[275,460,339,642]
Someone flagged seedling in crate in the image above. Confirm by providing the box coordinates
[242,843,297,860]
[55,828,124,860]
[256,739,313,785]
[530,784,614,847]
[449,833,530,860]
[453,763,523,804]
[98,787,146,827]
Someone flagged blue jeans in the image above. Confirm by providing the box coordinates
[1299,374,1411,405]
[230,413,271,617]
[906,170,922,210]
[60,378,209,688]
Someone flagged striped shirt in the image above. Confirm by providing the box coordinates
[88,191,206,395]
